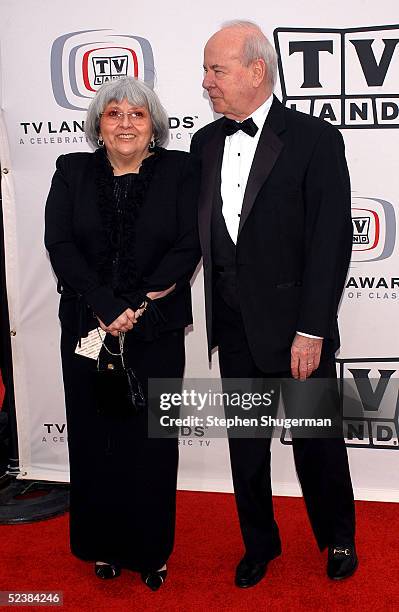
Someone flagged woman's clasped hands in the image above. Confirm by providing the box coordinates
[97,283,176,336]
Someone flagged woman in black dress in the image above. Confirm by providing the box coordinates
[45,76,200,590]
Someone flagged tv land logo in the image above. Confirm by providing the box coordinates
[50,29,155,110]
[281,359,399,450]
[274,25,399,128]
[353,216,370,245]
[42,423,66,443]
[351,197,396,262]
[338,359,399,449]
[91,55,129,85]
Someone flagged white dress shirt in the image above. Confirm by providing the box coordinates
[220,97,321,340]
[221,97,273,244]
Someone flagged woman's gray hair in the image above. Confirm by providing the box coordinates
[221,20,278,91]
[85,76,169,149]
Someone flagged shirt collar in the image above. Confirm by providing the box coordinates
[246,95,273,132]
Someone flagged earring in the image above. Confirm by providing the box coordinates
[97,136,104,147]
[148,138,156,151]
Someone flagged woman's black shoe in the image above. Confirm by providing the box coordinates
[94,562,121,579]
[141,568,167,591]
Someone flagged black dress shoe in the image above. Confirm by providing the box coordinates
[327,545,358,580]
[235,557,268,588]
[94,562,121,580]
[141,568,167,591]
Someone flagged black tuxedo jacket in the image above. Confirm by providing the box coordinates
[45,149,200,336]
[190,97,353,372]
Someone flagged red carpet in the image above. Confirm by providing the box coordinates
[0,492,398,611]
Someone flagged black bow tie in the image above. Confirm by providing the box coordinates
[223,117,258,137]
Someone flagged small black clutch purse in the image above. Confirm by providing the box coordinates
[93,332,146,416]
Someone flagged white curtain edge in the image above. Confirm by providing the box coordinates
[0,109,32,475]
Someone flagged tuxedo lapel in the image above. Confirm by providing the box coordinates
[238,96,286,237]
[198,120,225,264]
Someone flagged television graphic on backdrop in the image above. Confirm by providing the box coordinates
[50,29,155,110]
[91,54,130,86]
[351,197,396,262]
[274,24,399,128]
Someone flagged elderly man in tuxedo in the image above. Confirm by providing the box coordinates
[190,20,357,588]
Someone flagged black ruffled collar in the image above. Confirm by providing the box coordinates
[94,146,163,293]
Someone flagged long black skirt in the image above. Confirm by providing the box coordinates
[60,327,185,572]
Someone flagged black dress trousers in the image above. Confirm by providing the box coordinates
[213,291,355,562]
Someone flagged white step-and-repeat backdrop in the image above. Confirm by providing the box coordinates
[0,0,398,501]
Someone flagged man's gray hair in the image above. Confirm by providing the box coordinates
[85,76,169,149]
[221,20,278,90]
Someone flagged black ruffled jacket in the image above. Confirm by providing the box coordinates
[44,148,201,338]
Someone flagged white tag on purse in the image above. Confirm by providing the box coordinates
[75,328,106,360]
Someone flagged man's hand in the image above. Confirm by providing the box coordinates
[291,334,323,381]
[97,308,137,337]
[146,283,176,301]
[134,284,176,319]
